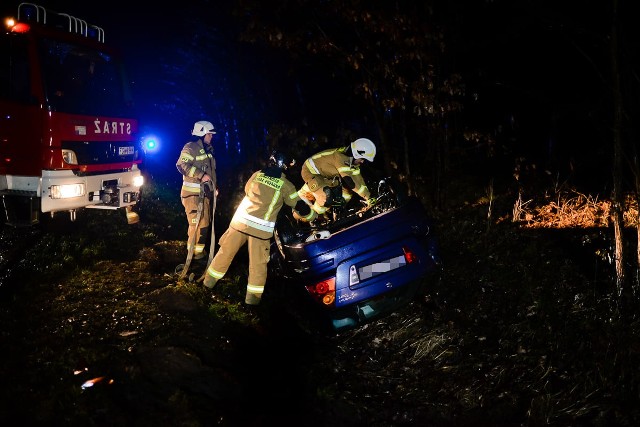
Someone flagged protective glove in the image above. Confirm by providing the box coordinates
[365,197,377,208]
[203,181,214,198]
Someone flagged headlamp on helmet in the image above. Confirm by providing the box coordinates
[269,151,295,170]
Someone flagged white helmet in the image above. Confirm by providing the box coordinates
[191,121,216,137]
[351,138,376,162]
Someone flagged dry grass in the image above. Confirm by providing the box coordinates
[513,191,640,229]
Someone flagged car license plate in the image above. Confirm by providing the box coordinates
[358,254,407,280]
[119,146,134,155]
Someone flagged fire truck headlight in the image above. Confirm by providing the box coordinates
[133,175,144,187]
[50,183,86,199]
[62,149,78,165]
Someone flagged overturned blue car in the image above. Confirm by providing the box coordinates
[268,178,442,333]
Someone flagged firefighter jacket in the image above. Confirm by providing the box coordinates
[301,147,371,200]
[176,138,216,197]
[230,170,311,240]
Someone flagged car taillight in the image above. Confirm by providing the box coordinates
[305,277,336,307]
[403,246,418,264]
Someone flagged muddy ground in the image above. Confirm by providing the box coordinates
[1,173,640,426]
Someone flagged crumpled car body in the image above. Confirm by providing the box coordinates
[269,183,441,332]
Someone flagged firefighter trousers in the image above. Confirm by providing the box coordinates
[181,193,212,258]
[205,227,270,304]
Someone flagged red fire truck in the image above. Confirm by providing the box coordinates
[0,3,143,226]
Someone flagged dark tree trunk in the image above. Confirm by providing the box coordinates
[610,0,626,304]
[402,132,412,195]
[635,163,640,296]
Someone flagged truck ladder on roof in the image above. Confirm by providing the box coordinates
[17,2,105,42]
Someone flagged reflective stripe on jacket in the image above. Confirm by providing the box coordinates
[176,139,216,196]
[230,170,307,239]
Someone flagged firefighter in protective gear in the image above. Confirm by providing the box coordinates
[176,120,217,260]
[203,151,316,305]
[298,137,376,215]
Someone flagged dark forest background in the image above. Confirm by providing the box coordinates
[3,0,637,196]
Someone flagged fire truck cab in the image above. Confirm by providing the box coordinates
[0,3,143,226]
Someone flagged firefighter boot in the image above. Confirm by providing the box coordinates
[203,275,218,289]
[245,291,261,305]
[194,249,208,261]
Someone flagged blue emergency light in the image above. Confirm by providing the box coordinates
[141,135,160,154]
